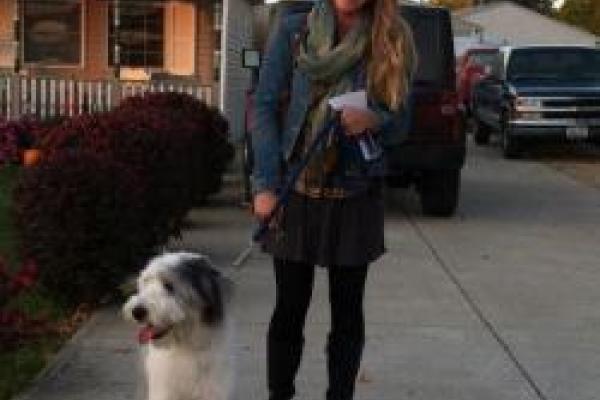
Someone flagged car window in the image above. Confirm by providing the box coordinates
[507,48,600,80]
[469,52,498,67]
[402,8,451,87]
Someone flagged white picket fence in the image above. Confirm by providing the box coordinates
[0,75,213,121]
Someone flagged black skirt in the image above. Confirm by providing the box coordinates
[261,185,385,267]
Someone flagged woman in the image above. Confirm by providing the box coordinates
[252,0,416,398]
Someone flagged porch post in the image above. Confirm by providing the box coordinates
[113,0,120,79]
[13,0,21,73]
[218,0,228,112]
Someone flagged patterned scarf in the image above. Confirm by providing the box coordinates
[294,0,370,195]
[296,0,370,141]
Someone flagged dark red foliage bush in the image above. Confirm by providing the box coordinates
[42,106,194,241]
[116,93,234,204]
[0,118,49,164]
[13,151,153,305]
[14,93,233,305]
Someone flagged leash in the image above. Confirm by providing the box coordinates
[231,115,340,268]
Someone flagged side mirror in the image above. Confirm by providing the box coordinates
[242,49,261,69]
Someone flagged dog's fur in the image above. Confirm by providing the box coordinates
[123,252,233,400]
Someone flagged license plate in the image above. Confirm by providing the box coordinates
[566,126,589,139]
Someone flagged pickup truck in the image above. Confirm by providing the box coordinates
[245,2,465,216]
[472,45,600,158]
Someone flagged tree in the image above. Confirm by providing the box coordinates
[558,0,600,35]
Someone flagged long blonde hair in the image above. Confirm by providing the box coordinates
[367,0,417,111]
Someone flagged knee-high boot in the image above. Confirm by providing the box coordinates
[325,333,364,400]
[267,335,305,400]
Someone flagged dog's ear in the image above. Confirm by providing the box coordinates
[180,257,224,326]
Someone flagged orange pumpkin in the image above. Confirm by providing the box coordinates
[23,149,42,166]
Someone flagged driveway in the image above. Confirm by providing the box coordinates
[16,141,600,400]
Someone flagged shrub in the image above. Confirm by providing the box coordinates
[116,93,234,204]
[0,117,65,165]
[0,119,43,165]
[13,151,152,305]
[42,108,194,242]
[14,93,233,305]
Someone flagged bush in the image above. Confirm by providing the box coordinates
[116,93,234,204]
[14,93,233,305]
[0,119,46,165]
[0,117,66,166]
[42,108,193,243]
[13,151,152,305]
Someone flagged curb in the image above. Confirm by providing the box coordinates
[12,310,102,400]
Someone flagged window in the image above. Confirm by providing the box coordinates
[109,5,164,68]
[23,0,83,65]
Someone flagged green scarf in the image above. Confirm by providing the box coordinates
[296,0,370,139]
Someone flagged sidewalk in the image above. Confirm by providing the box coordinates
[15,176,542,400]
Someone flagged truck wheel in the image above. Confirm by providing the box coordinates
[386,175,409,188]
[419,169,461,217]
[473,118,491,145]
[501,117,520,159]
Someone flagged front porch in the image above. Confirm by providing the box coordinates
[0,0,255,138]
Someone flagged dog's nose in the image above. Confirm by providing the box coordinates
[132,306,147,322]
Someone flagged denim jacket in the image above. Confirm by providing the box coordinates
[251,12,411,194]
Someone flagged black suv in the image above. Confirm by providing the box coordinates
[387,5,465,216]
[244,3,465,217]
[472,45,600,158]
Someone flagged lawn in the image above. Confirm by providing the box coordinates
[0,165,19,266]
[0,165,70,400]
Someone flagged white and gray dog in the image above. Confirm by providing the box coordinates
[123,251,234,400]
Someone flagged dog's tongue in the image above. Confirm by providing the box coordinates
[138,326,155,344]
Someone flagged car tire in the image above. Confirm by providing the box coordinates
[501,115,520,159]
[473,117,491,145]
[419,169,460,217]
[386,175,409,188]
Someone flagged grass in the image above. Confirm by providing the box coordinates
[0,165,71,400]
[0,165,19,267]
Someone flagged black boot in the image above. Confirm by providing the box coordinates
[267,335,304,400]
[325,333,364,400]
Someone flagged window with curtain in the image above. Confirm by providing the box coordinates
[109,5,164,68]
[23,0,83,65]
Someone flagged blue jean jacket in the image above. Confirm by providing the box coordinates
[251,12,411,194]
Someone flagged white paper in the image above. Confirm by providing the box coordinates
[328,90,368,111]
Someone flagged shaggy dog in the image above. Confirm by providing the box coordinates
[123,252,233,400]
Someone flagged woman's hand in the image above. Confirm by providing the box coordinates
[253,190,278,221]
[340,107,381,136]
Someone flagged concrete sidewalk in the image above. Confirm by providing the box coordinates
[14,188,535,400]
[14,143,600,400]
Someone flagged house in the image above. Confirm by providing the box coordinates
[453,1,600,56]
[0,0,257,140]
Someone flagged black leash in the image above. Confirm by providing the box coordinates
[232,115,339,267]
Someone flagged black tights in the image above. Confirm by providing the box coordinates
[267,258,369,400]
